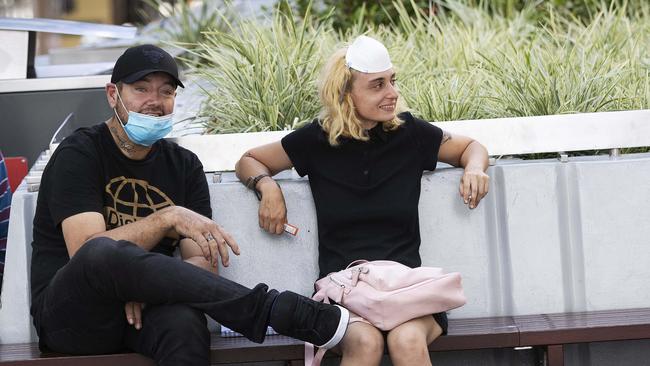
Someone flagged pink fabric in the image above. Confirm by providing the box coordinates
[314,260,466,331]
[305,260,466,365]
[304,343,325,366]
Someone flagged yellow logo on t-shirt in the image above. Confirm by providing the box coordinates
[103,176,175,229]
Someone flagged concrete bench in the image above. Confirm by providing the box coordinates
[2,110,650,365]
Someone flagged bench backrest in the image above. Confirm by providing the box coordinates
[214,154,650,320]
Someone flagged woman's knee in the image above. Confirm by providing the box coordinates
[340,323,384,359]
[386,322,434,356]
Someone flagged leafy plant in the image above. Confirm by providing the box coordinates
[138,0,235,62]
[190,3,336,133]
[183,0,648,135]
[277,0,434,30]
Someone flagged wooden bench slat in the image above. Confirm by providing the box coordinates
[429,317,519,351]
[210,335,305,363]
[0,343,152,365]
[515,308,650,346]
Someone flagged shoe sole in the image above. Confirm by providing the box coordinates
[319,305,349,349]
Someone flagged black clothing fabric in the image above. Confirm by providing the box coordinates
[29,123,278,363]
[282,112,443,278]
[36,237,277,363]
[111,44,184,88]
[31,122,210,306]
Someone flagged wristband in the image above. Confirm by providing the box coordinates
[246,174,271,201]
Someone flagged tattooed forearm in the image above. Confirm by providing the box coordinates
[441,130,452,145]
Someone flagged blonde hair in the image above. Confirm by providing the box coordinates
[318,48,404,146]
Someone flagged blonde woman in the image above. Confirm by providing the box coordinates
[236,36,489,366]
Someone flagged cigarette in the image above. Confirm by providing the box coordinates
[283,223,299,236]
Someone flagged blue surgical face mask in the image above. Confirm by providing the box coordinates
[113,88,173,147]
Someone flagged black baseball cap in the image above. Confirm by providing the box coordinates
[111,44,184,88]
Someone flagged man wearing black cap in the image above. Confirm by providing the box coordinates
[29,44,349,365]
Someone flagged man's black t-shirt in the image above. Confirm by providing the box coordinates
[30,123,211,310]
[282,112,443,278]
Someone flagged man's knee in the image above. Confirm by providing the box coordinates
[135,305,209,365]
[75,237,138,266]
[386,325,430,356]
[165,305,207,328]
[152,305,209,343]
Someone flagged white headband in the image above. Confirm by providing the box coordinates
[345,35,393,73]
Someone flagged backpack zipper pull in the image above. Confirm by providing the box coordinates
[351,266,368,286]
[329,275,348,302]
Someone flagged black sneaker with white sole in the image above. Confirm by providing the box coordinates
[269,291,349,348]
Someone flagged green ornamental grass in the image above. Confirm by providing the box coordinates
[183,0,649,133]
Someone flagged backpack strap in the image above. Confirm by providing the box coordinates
[304,342,328,366]
[346,259,369,269]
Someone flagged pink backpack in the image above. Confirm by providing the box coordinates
[305,260,466,365]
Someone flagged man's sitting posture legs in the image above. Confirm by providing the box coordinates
[39,235,346,363]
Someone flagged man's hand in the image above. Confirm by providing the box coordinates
[257,177,287,235]
[125,301,144,330]
[460,167,489,209]
[166,206,240,267]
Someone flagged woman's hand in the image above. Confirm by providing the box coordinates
[234,141,295,234]
[459,167,489,209]
[258,178,288,234]
[438,132,490,209]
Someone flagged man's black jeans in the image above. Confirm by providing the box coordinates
[32,237,278,365]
